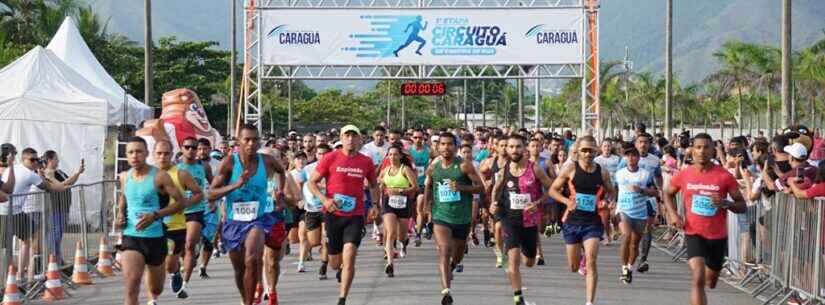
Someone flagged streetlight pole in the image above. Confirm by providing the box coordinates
[664,0,673,138]
[534,79,540,129]
[229,0,236,137]
[481,81,486,127]
[144,0,153,104]
[781,0,792,128]
[518,79,524,129]
[463,79,468,128]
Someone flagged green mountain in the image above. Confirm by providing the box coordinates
[88,0,825,85]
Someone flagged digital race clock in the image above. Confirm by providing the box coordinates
[400,82,447,96]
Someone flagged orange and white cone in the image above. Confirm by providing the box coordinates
[71,242,92,285]
[2,265,23,305]
[42,254,66,301]
[96,237,114,277]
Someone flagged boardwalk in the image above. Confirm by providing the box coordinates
[31,227,760,305]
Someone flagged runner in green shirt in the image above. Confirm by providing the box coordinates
[423,132,484,305]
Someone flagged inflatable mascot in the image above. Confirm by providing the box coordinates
[136,88,223,165]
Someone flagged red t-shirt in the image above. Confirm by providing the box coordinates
[315,150,376,217]
[670,165,739,239]
[805,183,825,198]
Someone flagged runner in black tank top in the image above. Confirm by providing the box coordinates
[549,136,615,305]
[480,135,509,268]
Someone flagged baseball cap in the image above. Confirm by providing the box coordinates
[340,125,360,136]
[333,141,343,149]
[783,142,808,160]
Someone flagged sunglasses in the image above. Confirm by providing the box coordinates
[183,145,197,150]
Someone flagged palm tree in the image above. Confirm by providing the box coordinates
[795,34,825,127]
[709,40,752,134]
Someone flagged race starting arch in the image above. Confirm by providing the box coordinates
[240,0,600,136]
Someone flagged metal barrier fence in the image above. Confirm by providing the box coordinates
[655,192,825,305]
[0,180,118,301]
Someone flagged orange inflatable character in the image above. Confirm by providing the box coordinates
[143,89,222,148]
[135,118,178,165]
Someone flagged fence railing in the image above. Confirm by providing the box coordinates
[0,180,118,300]
[654,192,825,305]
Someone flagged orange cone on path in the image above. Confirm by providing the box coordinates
[71,241,92,285]
[42,254,66,301]
[3,265,23,305]
[96,237,114,277]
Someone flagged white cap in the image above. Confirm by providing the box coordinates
[333,141,343,148]
[783,142,808,159]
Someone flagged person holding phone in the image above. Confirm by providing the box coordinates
[42,151,84,264]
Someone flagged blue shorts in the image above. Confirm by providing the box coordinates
[221,213,277,253]
[562,223,604,245]
[201,210,219,242]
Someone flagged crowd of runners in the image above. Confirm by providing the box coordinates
[6,121,823,305]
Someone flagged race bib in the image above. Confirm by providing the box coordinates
[618,194,635,211]
[509,193,530,210]
[691,195,717,217]
[437,183,460,203]
[334,194,356,212]
[575,193,597,212]
[232,201,259,222]
[388,195,407,209]
[416,166,426,177]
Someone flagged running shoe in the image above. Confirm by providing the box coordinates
[537,256,546,266]
[578,257,587,276]
[297,262,306,273]
[253,284,263,305]
[483,229,493,247]
[471,232,480,246]
[385,263,394,278]
[267,293,278,305]
[147,300,158,305]
[199,266,209,279]
[176,287,189,299]
[620,266,631,284]
[399,248,407,258]
[543,225,553,238]
[336,269,342,283]
[170,272,183,293]
[414,235,422,247]
[496,253,504,268]
[455,264,464,273]
[441,290,454,305]
[637,261,649,273]
[318,262,328,280]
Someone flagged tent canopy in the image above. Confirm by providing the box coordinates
[47,17,152,126]
[0,46,108,124]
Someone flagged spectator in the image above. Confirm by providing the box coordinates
[41,150,82,264]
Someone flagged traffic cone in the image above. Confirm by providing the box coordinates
[96,237,114,277]
[42,254,66,301]
[71,241,92,285]
[3,265,23,305]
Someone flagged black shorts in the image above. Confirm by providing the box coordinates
[121,235,167,266]
[304,211,323,231]
[433,220,471,241]
[324,214,364,255]
[166,229,186,256]
[0,213,33,241]
[646,200,656,217]
[295,209,306,224]
[201,238,214,253]
[685,234,727,271]
[185,211,205,227]
[380,195,412,219]
[502,220,539,258]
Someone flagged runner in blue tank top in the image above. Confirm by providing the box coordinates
[208,125,287,305]
[409,129,431,246]
[117,137,188,305]
[176,136,214,296]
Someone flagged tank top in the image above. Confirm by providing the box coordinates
[162,166,187,231]
[124,167,164,238]
[489,156,503,186]
[431,158,473,225]
[178,161,207,214]
[225,153,268,222]
[265,174,284,222]
[499,161,542,227]
[409,146,430,186]
[383,165,412,188]
[566,162,605,226]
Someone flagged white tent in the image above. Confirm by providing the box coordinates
[0,46,109,223]
[47,17,152,126]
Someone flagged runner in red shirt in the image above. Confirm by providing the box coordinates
[664,133,747,305]
[307,125,379,305]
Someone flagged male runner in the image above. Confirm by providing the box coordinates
[491,135,553,305]
[479,135,509,267]
[308,125,379,305]
[176,137,213,297]
[296,144,332,280]
[152,140,204,300]
[118,137,188,305]
[619,133,663,273]
[549,135,616,305]
[208,124,287,305]
[664,133,746,305]
[409,130,431,247]
[195,138,219,278]
[424,132,484,305]
[614,147,657,284]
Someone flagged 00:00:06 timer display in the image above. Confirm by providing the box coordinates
[400,82,446,96]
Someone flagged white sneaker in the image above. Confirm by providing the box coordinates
[297,262,306,273]
[399,248,406,258]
